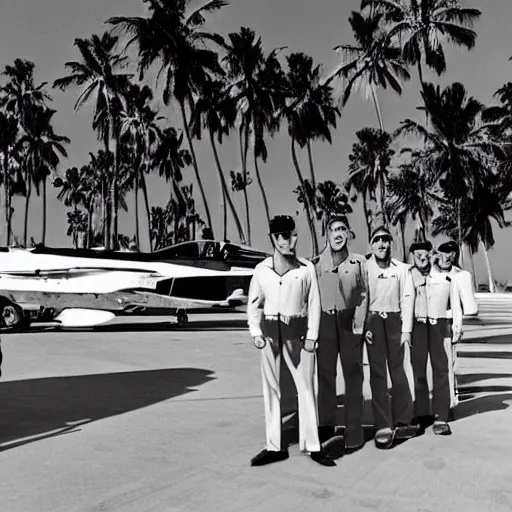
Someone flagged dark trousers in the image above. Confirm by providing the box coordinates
[366,312,413,429]
[411,319,451,422]
[317,310,364,446]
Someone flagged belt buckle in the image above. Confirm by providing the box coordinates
[429,318,438,325]
[416,317,427,324]
[327,308,337,316]
[378,311,388,319]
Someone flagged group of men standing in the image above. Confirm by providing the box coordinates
[247,214,477,467]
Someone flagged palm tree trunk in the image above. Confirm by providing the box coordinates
[480,239,495,293]
[306,139,320,244]
[41,177,47,246]
[110,135,121,250]
[3,150,10,246]
[418,210,427,241]
[469,248,478,291]
[306,140,317,190]
[87,197,94,249]
[399,216,407,263]
[209,131,246,244]
[253,151,271,231]
[370,84,384,131]
[378,172,387,225]
[179,99,213,235]
[457,197,464,267]
[241,122,251,246]
[362,188,372,241]
[134,173,140,250]
[291,137,318,256]
[140,173,152,251]
[23,166,31,247]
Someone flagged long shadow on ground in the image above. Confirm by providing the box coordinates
[0,368,215,452]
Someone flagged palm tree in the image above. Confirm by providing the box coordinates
[325,10,410,130]
[346,127,394,236]
[53,32,131,249]
[386,158,438,259]
[191,78,247,243]
[0,113,19,245]
[361,0,481,94]
[223,27,286,241]
[120,83,160,250]
[283,52,340,255]
[152,126,192,239]
[315,180,353,236]
[395,82,498,254]
[0,59,52,130]
[432,170,512,293]
[18,106,69,246]
[108,0,229,238]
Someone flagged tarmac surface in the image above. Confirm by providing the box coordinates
[1,312,512,512]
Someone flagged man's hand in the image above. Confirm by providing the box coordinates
[253,335,266,349]
[303,339,317,353]
[452,330,463,344]
[364,330,373,345]
[401,332,412,347]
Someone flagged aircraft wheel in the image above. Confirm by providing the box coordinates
[2,303,29,330]
[177,309,189,325]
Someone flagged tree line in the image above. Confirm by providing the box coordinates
[0,0,511,291]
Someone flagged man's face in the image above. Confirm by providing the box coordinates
[271,231,298,256]
[328,221,349,252]
[437,250,454,271]
[413,249,430,271]
[371,233,391,261]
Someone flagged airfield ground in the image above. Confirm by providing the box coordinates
[0,312,512,512]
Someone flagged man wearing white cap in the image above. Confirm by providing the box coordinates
[247,215,335,467]
[403,240,463,435]
[313,214,368,454]
[434,241,478,410]
[365,225,416,448]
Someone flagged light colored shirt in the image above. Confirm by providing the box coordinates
[367,256,409,316]
[402,266,463,334]
[247,256,321,341]
[313,247,368,333]
[450,267,478,316]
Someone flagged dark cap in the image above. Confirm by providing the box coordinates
[269,215,296,234]
[369,225,392,243]
[409,240,433,253]
[327,214,350,230]
[437,240,459,253]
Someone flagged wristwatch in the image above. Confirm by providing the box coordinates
[303,339,318,352]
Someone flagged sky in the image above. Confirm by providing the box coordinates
[0,0,511,285]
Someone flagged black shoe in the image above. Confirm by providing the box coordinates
[250,449,289,466]
[322,434,345,460]
[310,449,336,467]
[318,425,335,444]
[395,422,420,440]
[433,421,452,436]
[374,427,395,449]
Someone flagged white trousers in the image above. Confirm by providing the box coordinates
[260,340,320,453]
[445,340,458,408]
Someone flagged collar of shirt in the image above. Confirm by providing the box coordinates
[317,246,357,273]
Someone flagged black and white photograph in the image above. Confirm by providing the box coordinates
[0,0,511,510]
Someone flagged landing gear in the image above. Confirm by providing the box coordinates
[1,303,31,331]
[176,309,189,326]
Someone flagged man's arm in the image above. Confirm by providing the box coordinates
[450,277,464,343]
[353,259,368,335]
[401,268,416,335]
[247,270,265,338]
[306,262,321,342]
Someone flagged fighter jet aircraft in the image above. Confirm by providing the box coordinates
[0,240,269,330]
